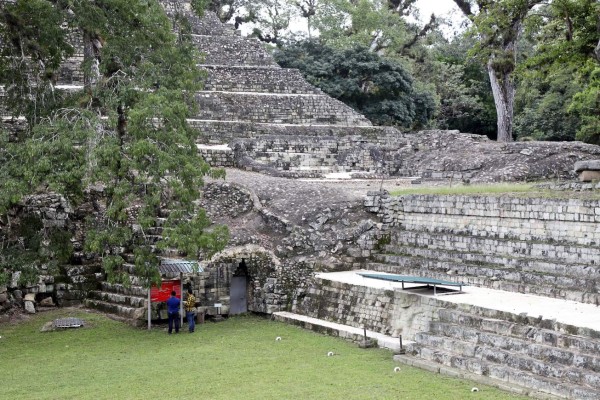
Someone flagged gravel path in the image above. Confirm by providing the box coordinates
[214,169,407,224]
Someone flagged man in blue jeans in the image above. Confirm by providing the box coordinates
[166,290,180,334]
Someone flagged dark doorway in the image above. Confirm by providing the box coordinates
[230,260,248,315]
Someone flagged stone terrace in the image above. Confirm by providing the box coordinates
[365,192,600,306]
[295,271,600,399]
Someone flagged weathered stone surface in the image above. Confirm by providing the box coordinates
[579,170,600,182]
[40,297,55,307]
[24,301,35,314]
[24,293,35,302]
[10,272,21,289]
[574,159,600,172]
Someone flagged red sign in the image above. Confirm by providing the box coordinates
[150,280,181,302]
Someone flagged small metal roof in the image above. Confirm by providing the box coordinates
[359,273,465,287]
[159,258,202,274]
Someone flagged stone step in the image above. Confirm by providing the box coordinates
[84,298,146,321]
[411,332,600,393]
[429,321,600,376]
[193,91,372,126]
[389,230,600,266]
[377,244,600,281]
[374,250,599,296]
[393,354,550,399]
[167,10,238,37]
[436,308,600,356]
[201,65,322,95]
[272,311,412,352]
[87,290,147,308]
[407,344,600,399]
[100,281,148,297]
[365,261,600,304]
[432,322,600,380]
[190,34,278,67]
[189,119,398,144]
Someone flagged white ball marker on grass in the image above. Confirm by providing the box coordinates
[327,351,334,357]
[471,387,479,392]
[275,336,282,341]
[394,367,401,372]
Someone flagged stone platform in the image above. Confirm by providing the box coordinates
[317,270,600,332]
[289,270,600,399]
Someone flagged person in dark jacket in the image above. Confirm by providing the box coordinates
[166,290,181,334]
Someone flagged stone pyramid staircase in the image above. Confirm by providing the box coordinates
[164,5,402,178]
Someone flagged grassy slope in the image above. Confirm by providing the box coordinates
[0,309,526,400]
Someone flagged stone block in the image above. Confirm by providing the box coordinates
[578,170,600,182]
[24,301,36,314]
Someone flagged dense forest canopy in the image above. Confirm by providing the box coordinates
[210,0,599,142]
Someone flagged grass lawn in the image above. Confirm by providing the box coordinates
[0,309,527,400]
[390,183,537,197]
[389,182,600,199]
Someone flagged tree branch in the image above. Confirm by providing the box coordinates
[402,14,437,51]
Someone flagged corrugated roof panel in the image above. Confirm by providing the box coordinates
[159,258,203,274]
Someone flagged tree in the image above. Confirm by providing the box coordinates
[249,0,294,47]
[274,41,436,128]
[514,66,583,141]
[453,0,542,142]
[0,0,228,289]
[311,0,431,56]
[519,0,600,143]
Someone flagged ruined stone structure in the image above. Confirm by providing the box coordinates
[3,2,600,399]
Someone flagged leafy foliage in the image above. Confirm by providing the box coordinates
[0,0,228,289]
[514,66,583,141]
[518,0,600,144]
[274,41,436,128]
[570,63,600,144]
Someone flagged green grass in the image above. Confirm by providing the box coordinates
[0,309,527,400]
[390,183,536,197]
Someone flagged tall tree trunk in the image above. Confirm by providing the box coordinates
[487,57,514,142]
[82,31,101,91]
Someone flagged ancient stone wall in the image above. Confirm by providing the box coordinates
[189,120,395,143]
[0,193,100,315]
[202,66,322,94]
[376,194,600,246]
[192,35,277,66]
[365,192,600,305]
[232,135,401,176]
[194,92,372,126]
[198,145,235,167]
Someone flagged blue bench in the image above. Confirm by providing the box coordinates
[359,273,466,295]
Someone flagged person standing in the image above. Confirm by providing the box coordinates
[166,290,181,334]
[185,288,196,333]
